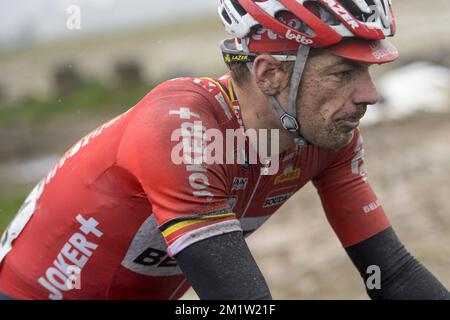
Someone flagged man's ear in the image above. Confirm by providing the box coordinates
[253,54,287,96]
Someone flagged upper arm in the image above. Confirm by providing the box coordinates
[312,130,391,247]
[118,83,240,257]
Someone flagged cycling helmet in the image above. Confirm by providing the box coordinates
[218,0,399,146]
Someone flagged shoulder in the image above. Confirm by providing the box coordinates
[132,77,234,124]
[123,77,234,138]
[117,77,235,169]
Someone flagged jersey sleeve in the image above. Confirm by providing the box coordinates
[312,129,391,248]
[118,79,241,257]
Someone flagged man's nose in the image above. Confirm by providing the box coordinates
[353,69,379,106]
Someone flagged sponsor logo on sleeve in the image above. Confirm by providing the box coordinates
[363,199,381,214]
[231,177,248,191]
[121,215,183,277]
[262,192,294,208]
[274,165,301,185]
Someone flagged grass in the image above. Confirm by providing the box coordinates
[0,79,154,124]
[0,190,29,233]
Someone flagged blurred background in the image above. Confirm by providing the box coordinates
[0,0,449,299]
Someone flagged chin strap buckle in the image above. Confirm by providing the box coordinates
[280,113,300,132]
[294,137,308,147]
[280,113,309,147]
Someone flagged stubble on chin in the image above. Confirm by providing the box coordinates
[307,124,355,150]
[334,130,355,150]
[329,124,355,150]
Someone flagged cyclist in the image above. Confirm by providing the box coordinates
[0,0,449,299]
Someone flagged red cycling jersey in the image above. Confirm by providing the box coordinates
[0,75,390,300]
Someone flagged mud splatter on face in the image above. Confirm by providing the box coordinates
[295,50,376,150]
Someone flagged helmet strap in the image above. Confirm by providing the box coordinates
[285,44,310,147]
[241,38,311,147]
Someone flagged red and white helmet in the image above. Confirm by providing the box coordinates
[218,0,399,147]
[219,0,398,63]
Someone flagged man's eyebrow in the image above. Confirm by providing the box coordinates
[331,59,357,67]
[327,58,366,69]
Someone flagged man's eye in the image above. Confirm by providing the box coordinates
[333,70,353,78]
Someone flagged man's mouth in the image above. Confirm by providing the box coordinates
[335,113,363,130]
[335,107,366,130]
[338,116,360,129]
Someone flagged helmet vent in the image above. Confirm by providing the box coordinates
[340,0,378,23]
[221,9,232,24]
[306,1,341,27]
[230,0,247,16]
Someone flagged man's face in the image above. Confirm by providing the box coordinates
[296,50,379,150]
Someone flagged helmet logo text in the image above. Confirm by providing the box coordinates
[285,30,314,45]
[322,0,360,30]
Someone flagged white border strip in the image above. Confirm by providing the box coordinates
[167,219,242,257]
